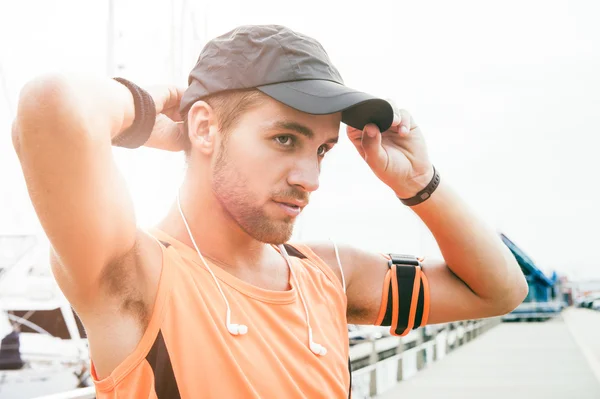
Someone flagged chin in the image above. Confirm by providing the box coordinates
[249,220,295,245]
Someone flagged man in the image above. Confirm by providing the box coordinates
[12,25,527,398]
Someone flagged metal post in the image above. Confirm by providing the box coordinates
[106,0,115,77]
[396,336,406,381]
[466,321,472,342]
[447,323,456,352]
[431,327,438,361]
[369,336,378,397]
[416,329,426,370]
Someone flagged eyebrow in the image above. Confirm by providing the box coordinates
[272,121,338,144]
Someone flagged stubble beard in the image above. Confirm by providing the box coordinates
[211,144,295,245]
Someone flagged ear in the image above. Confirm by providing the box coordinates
[187,101,219,155]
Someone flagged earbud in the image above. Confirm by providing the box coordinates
[227,323,248,336]
[178,192,250,339]
[310,341,327,356]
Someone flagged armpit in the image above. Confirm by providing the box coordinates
[100,238,150,326]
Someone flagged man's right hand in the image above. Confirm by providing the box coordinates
[142,85,187,152]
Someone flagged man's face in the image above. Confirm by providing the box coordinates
[210,97,341,244]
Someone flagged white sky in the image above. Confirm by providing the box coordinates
[1,0,599,279]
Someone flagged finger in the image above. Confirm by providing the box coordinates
[359,123,387,167]
[346,125,367,158]
[161,105,184,122]
[146,85,185,116]
[145,116,186,152]
[163,86,185,113]
[158,87,186,122]
[386,98,401,127]
[397,109,417,137]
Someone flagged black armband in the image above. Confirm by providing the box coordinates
[374,254,430,336]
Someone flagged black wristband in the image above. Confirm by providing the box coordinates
[111,77,156,149]
[398,166,440,206]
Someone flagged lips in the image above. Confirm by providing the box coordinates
[274,200,306,209]
[273,200,306,217]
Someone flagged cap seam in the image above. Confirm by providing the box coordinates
[258,78,344,89]
[271,35,298,80]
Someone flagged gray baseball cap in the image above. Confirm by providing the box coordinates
[180,25,394,132]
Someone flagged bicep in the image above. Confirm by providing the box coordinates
[332,245,500,327]
[422,259,500,324]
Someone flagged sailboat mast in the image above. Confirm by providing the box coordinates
[106,0,115,77]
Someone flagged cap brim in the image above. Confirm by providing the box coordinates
[257,80,394,132]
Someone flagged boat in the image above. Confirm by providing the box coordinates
[0,234,91,399]
[500,233,566,321]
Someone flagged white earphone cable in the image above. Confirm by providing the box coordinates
[176,191,324,354]
[280,245,327,356]
[177,192,242,334]
[330,239,346,293]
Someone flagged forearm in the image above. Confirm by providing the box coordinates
[411,180,527,307]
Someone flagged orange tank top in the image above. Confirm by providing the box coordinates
[90,228,350,398]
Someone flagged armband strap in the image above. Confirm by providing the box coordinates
[374,254,430,336]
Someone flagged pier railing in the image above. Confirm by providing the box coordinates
[349,317,502,398]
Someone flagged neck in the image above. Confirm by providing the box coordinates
[156,172,276,272]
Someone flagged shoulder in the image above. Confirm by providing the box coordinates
[287,241,349,292]
[294,242,391,289]
[292,241,338,268]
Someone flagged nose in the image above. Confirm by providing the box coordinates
[287,157,320,193]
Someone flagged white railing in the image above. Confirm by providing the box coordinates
[349,318,502,398]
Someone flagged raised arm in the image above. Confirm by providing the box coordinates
[310,180,528,326]
[308,109,527,327]
[11,75,183,308]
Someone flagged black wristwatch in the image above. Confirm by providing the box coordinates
[398,166,441,207]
